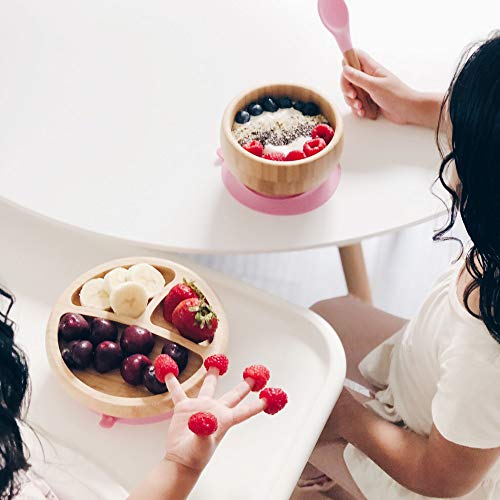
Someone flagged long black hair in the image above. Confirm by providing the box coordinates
[0,287,30,499]
[434,32,500,343]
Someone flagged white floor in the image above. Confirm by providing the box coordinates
[189,214,468,320]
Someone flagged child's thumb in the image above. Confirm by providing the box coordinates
[343,66,377,93]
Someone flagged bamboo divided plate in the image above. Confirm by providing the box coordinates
[46,257,228,421]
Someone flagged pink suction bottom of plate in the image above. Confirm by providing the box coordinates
[97,411,174,429]
[217,149,341,216]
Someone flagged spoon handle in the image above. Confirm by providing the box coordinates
[343,49,379,120]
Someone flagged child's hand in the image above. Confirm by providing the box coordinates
[164,370,265,472]
[341,50,425,125]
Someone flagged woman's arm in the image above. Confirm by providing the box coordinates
[340,50,443,129]
[329,389,500,498]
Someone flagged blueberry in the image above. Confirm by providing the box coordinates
[235,110,250,124]
[260,97,278,112]
[247,102,263,116]
[302,102,320,116]
[277,96,293,108]
[293,100,305,112]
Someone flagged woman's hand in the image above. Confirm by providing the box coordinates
[164,370,264,471]
[341,50,443,129]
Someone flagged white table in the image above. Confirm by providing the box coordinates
[0,199,345,499]
[1,0,497,300]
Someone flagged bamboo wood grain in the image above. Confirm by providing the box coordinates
[220,83,344,197]
[343,49,379,120]
[46,257,228,419]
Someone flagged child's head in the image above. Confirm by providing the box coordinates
[0,288,30,499]
[435,32,500,342]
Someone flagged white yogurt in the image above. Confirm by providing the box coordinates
[263,135,309,155]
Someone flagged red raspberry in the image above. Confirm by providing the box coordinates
[285,150,306,161]
[188,412,218,436]
[311,124,335,144]
[262,151,285,161]
[204,354,229,375]
[242,140,264,157]
[154,354,179,382]
[259,387,288,415]
[303,138,327,157]
[243,365,270,391]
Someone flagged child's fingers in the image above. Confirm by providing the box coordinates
[232,399,266,425]
[219,379,254,408]
[197,367,219,398]
[165,374,187,404]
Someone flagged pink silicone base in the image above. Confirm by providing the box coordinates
[98,411,174,429]
[217,150,341,215]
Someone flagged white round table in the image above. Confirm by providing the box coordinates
[0,0,497,299]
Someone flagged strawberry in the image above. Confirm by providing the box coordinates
[242,140,264,157]
[163,279,203,322]
[172,298,218,343]
[303,138,326,157]
[262,151,285,161]
[285,150,306,161]
[311,124,335,144]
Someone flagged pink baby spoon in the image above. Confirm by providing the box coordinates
[318,0,378,119]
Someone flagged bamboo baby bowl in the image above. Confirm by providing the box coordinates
[220,83,344,197]
[45,257,228,420]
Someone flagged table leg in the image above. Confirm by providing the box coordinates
[339,243,372,303]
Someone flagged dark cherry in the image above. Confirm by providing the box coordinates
[143,365,168,394]
[120,354,152,385]
[161,339,188,373]
[58,313,90,342]
[120,325,155,356]
[89,318,118,345]
[94,341,122,373]
[71,340,93,369]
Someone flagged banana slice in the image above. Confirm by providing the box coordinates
[80,278,110,310]
[128,263,165,298]
[109,282,148,318]
[103,267,129,293]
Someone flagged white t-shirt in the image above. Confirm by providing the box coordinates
[344,257,500,499]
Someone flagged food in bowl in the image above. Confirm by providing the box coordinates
[232,96,335,161]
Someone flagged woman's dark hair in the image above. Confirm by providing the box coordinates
[434,32,500,343]
[0,288,30,499]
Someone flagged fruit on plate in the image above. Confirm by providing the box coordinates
[58,313,90,342]
[188,412,218,436]
[61,347,77,368]
[161,339,189,373]
[121,354,152,385]
[89,318,118,345]
[259,387,288,415]
[120,325,155,356]
[109,281,148,318]
[94,341,123,373]
[70,340,94,369]
[103,267,129,292]
[143,365,168,394]
[204,354,229,375]
[243,364,270,391]
[162,280,202,323]
[79,278,110,309]
[128,263,165,298]
[172,298,218,343]
[154,354,179,382]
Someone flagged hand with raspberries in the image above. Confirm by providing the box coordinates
[130,355,287,500]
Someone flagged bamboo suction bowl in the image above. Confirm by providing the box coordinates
[220,83,344,197]
[46,257,228,420]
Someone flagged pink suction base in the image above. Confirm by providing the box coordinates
[98,411,174,429]
[218,150,341,216]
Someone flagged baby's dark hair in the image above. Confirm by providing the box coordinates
[434,32,500,342]
[0,288,30,499]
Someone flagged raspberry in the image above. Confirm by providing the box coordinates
[285,150,306,161]
[262,151,285,161]
[204,354,229,375]
[242,140,264,157]
[259,387,288,415]
[154,354,179,382]
[188,412,218,436]
[311,124,335,144]
[243,365,270,391]
[303,138,327,157]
